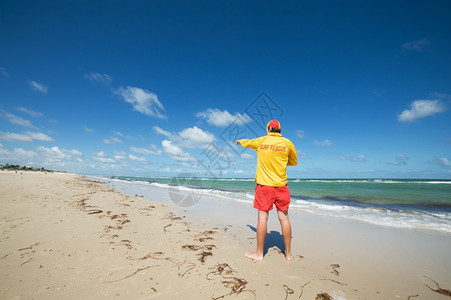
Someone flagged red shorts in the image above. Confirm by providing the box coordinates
[254,184,291,211]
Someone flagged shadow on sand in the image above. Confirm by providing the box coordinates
[246,225,285,256]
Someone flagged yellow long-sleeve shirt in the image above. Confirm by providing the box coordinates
[238,132,297,187]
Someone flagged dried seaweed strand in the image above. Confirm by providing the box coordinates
[103,265,158,283]
[298,281,311,298]
[330,264,340,276]
[180,263,196,278]
[315,292,333,300]
[1,243,39,262]
[19,257,34,267]
[320,276,347,286]
[208,263,256,300]
[424,276,451,297]
[181,244,216,264]
[163,223,172,232]
[0,252,13,261]
[283,284,294,300]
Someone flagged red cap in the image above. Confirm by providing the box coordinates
[267,120,281,129]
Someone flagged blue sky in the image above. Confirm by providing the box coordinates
[1,1,450,178]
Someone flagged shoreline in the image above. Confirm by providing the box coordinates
[1,171,450,299]
[103,175,451,234]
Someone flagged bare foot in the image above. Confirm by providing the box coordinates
[285,251,294,261]
[245,252,263,261]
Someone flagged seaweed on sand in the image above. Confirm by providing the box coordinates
[283,285,294,300]
[163,212,182,221]
[103,265,159,283]
[181,244,216,264]
[425,277,451,297]
[315,293,333,300]
[207,263,255,299]
[127,251,195,277]
[329,264,340,276]
[163,223,172,232]
[298,281,311,298]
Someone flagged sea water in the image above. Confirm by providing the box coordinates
[102,176,451,234]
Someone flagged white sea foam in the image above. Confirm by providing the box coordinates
[293,199,451,234]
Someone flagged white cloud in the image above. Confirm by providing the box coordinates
[115,86,166,119]
[314,139,332,147]
[153,126,172,137]
[0,67,10,78]
[390,154,409,165]
[129,154,147,162]
[1,112,35,128]
[84,126,95,133]
[398,100,446,122]
[296,130,305,138]
[0,144,83,168]
[196,108,251,127]
[339,154,367,162]
[16,107,43,118]
[357,155,367,162]
[36,146,83,160]
[29,80,48,94]
[155,125,215,149]
[179,126,215,146]
[0,145,37,161]
[103,137,123,144]
[432,157,451,167]
[95,151,107,157]
[0,132,33,142]
[16,148,38,159]
[162,140,195,162]
[130,145,162,156]
[84,72,112,85]
[240,153,254,160]
[113,151,127,161]
[114,155,126,160]
[37,146,66,159]
[93,151,115,163]
[0,131,53,142]
[26,131,53,141]
[68,149,83,156]
[401,39,430,52]
[153,125,216,164]
[112,131,125,137]
[162,140,185,157]
[297,150,307,159]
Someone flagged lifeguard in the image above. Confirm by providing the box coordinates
[236,120,297,261]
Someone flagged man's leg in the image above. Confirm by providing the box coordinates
[277,209,293,261]
[245,210,269,261]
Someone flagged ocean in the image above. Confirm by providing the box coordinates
[104,176,451,234]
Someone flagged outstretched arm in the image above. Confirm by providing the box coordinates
[287,140,298,166]
[236,137,262,150]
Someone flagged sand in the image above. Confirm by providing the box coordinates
[1,171,450,299]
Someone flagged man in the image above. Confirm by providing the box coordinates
[236,120,297,261]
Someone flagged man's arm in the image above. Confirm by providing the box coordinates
[235,138,261,150]
[286,140,298,166]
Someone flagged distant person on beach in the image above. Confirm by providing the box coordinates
[236,120,297,261]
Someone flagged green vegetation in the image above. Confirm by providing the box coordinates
[0,163,56,173]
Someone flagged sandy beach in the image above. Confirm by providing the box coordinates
[1,171,450,299]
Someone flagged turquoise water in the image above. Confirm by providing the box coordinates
[113,176,451,208]
[288,179,451,208]
[109,176,451,233]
